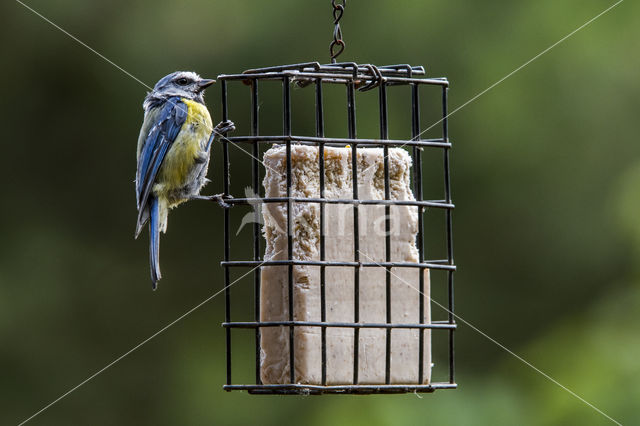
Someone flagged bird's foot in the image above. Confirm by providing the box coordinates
[213,120,236,137]
[191,193,234,208]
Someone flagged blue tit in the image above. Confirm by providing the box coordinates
[135,71,231,289]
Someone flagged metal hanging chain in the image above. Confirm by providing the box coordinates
[329,0,346,63]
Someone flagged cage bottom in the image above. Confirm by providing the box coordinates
[224,383,457,395]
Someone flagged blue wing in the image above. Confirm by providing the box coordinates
[135,97,188,235]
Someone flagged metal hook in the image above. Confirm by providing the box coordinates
[357,64,383,92]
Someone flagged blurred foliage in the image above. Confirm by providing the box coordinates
[1,0,639,424]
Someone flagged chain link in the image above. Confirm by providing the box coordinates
[329,0,346,63]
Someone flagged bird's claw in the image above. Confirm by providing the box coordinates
[192,193,234,208]
[213,120,236,137]
[214,193,233,208]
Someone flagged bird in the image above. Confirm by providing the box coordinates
[135,71,234,289]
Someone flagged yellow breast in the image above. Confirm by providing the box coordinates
[154,99,213,201]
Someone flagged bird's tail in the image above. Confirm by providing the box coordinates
[149,196,161,289]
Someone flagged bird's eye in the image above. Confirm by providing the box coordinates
[176,78,190,86]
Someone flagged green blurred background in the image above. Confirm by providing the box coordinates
[2,0,639,424]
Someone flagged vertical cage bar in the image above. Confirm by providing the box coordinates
[347,79,359,385]
[411,82,425,384]
[442,86,455,384]
[251,80,262,385]
[316,78,327,386]
[283,76,295,384]
[221,80,232,386]
[379,81,392,385]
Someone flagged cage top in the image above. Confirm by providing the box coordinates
[217,62,449,89]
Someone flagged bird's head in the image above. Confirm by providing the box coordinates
[144,71,215,110]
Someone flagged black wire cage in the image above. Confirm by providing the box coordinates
[216,62,455,394]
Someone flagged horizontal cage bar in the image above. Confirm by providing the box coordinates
[225,135,450,148]
[225,197,454,209]
[222,321,457,330]
[218,71,449,87]
[221,260,456,271]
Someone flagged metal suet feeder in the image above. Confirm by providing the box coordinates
[215,1,455,394]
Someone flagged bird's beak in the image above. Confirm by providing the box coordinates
[197,78,216,91]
